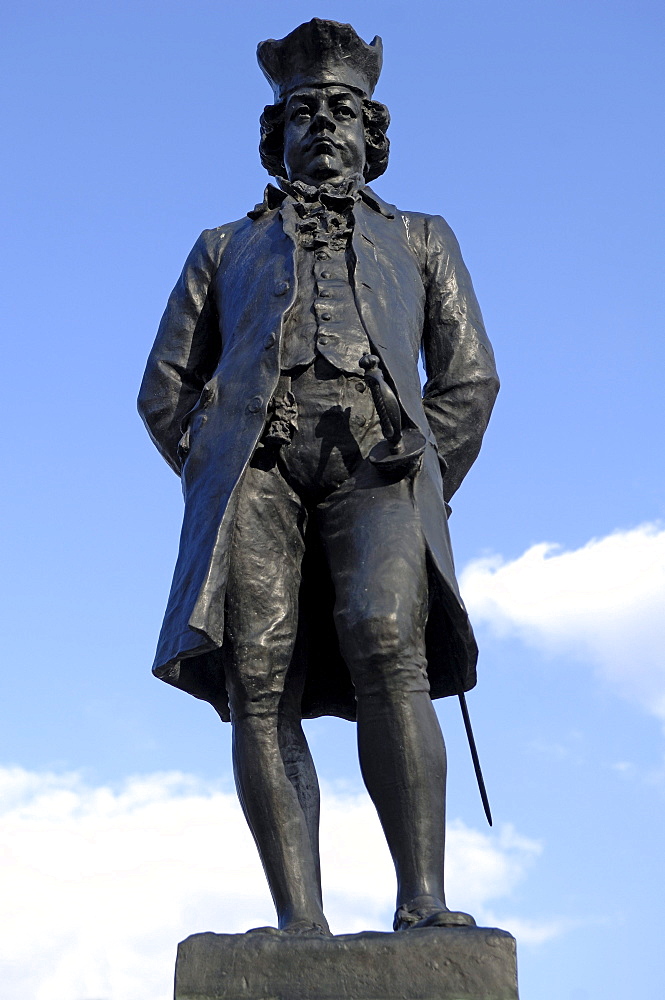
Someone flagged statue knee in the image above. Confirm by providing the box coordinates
[336,610,429,699]
[224,642,290,722]
[340,610,401,663]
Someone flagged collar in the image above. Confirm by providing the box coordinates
[248,181,396,220]
[276,173,364,203]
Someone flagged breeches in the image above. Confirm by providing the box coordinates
[223,449,430,723]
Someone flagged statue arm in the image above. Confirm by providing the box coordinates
[138,230,222,474]
[420,214,499,502]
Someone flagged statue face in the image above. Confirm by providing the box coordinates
[282,86,366,185]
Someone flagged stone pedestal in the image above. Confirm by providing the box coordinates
[174,926,519,1000]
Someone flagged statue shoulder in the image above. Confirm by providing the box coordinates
[397,210,460,252]
[391,210,472,287]
[193,216,253,262]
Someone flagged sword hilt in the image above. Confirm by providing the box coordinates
[359,352,426,477]
[359,353,403,452]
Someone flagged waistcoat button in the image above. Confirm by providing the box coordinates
[316,251,330,261]
[320,271,332,279]
[320,312,332,321]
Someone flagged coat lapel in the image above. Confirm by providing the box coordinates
[352,195,428,434]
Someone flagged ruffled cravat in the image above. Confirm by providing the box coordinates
[277,174,363,253]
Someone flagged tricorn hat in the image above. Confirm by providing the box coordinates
[257,18,383,102]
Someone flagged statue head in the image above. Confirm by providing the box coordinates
[257,19,390,185]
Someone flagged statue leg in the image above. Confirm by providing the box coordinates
[224,462,328,933]
[319,468,457,922]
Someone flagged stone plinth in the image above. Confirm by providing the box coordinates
[174,926,519,1000]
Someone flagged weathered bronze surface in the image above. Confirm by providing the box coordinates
[175,928,519,1000]
[139,18,499,937]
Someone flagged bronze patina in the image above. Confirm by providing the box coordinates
[139,18,499,936]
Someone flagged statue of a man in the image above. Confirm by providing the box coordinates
[139,19,498,936]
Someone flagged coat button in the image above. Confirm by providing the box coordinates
[264,332,276,349]
[353,414,367,427]
[247,396,263,414]
[355,381,366,393]
[274,280,289,296]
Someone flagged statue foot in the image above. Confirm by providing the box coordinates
[283,919,332,937]
[246,920,332,937]
[393,896,476,931]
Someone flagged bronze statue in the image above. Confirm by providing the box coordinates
[139,18,499,936]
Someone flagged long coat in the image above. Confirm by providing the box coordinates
[138,185,499,722]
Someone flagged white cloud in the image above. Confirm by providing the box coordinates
[460,523,665,719]
[0,767,548,1000]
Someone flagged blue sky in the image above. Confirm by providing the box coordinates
[1,1,664,998]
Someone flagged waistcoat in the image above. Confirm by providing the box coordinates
[279,196,370,376]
